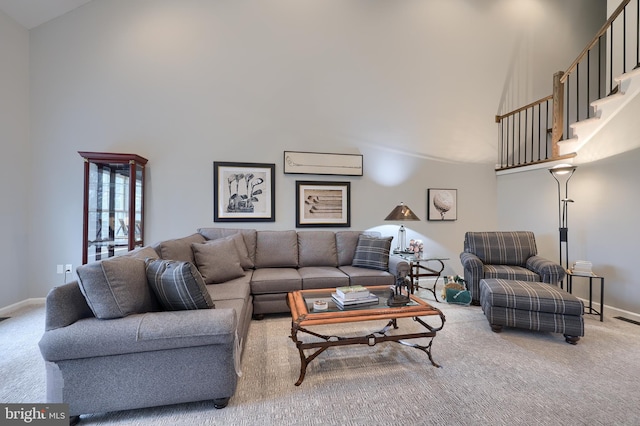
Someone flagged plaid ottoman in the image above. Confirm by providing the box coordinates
[479,278,584,344]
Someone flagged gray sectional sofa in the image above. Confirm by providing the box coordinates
[38,228,407,423]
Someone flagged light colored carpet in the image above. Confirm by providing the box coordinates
[2,290,640,425]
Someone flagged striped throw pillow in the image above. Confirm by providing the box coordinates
[145,259,215,311]
[352,235,393,271]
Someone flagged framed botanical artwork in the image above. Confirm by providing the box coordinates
[427,189,457,221]
[284,151,363,176]
[214,162,275,222]
[295,181,351,227]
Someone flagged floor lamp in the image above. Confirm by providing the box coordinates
[384,202,420,252]
[549,165,577,271]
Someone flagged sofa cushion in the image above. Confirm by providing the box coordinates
[76,256,157,319]
[198,228,257,264]
[250,268,302,294]
[205,272,252,303]
[336,231,363,266]
[254,230,298,268]
[298,266,349,289]
[298,231,338,267]
[39,310,237,362]
[483,265,540,282]
[191,239,245,284]
[339,265,395,286]
[145,259,215,310]
[351,235,393,271]
[156,233,206,263]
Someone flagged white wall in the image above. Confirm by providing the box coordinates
[0,10,29,308]
[0,0,604,308]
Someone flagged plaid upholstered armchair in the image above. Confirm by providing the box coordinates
[460,231,566,305]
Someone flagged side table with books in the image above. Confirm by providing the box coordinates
[566,269,604,322]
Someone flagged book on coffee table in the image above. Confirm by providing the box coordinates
[335,285,371,300]
[331,292,379,308]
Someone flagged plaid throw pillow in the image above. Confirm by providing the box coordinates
[352,235,393,271]
[145,259,215,311]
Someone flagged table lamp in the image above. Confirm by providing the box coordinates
[384,202,420,252]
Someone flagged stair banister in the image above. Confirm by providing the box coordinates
[560,0,631,85]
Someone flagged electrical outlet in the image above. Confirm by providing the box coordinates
[65,264,72,273]
[57,264,63,274]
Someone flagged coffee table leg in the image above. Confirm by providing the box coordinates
[294,345,308,386]
[290,324,333,386]
[408,313,445,367]
[291,326,307,386]
[397,337,440,367]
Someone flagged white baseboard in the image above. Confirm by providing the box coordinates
[0,298,46,317]
[575,297,640,322]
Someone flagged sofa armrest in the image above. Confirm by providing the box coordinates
[388,256,410,277]
[460,252,484,272]
[460,251,485,302]
[39,308,237,362]
[526,255,566,284]
[44,281,95,331]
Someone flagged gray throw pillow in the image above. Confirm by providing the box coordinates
[145,259,215,310]
[191,239,245,284]
[352,235,393,271]
[76,256,157,319]
[221,233,254,270]
[156,233,206,263]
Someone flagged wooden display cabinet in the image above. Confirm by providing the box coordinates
[79,152,148,264]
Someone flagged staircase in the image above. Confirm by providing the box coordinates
[495,0,640,173]
[559,66,640,155]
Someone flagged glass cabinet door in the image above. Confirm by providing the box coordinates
[79,152,147,264]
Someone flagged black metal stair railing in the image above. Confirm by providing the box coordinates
[495,95,554,170]
[495,0,639,171]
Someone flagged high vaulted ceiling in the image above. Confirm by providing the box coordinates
[0,0,92,29]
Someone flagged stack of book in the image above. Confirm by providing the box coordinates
[331,285,379,309]
[571,260,593,276]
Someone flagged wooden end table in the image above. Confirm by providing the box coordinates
[287,285,445,386]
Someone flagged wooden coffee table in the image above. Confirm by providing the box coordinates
[287,285,446,385]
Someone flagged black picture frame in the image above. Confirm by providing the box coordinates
[295,181,351,227]
[427,189,457,221]
[214,162,275,222]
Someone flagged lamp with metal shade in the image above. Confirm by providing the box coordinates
[384,202,421,252]
[549,164,577,270]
